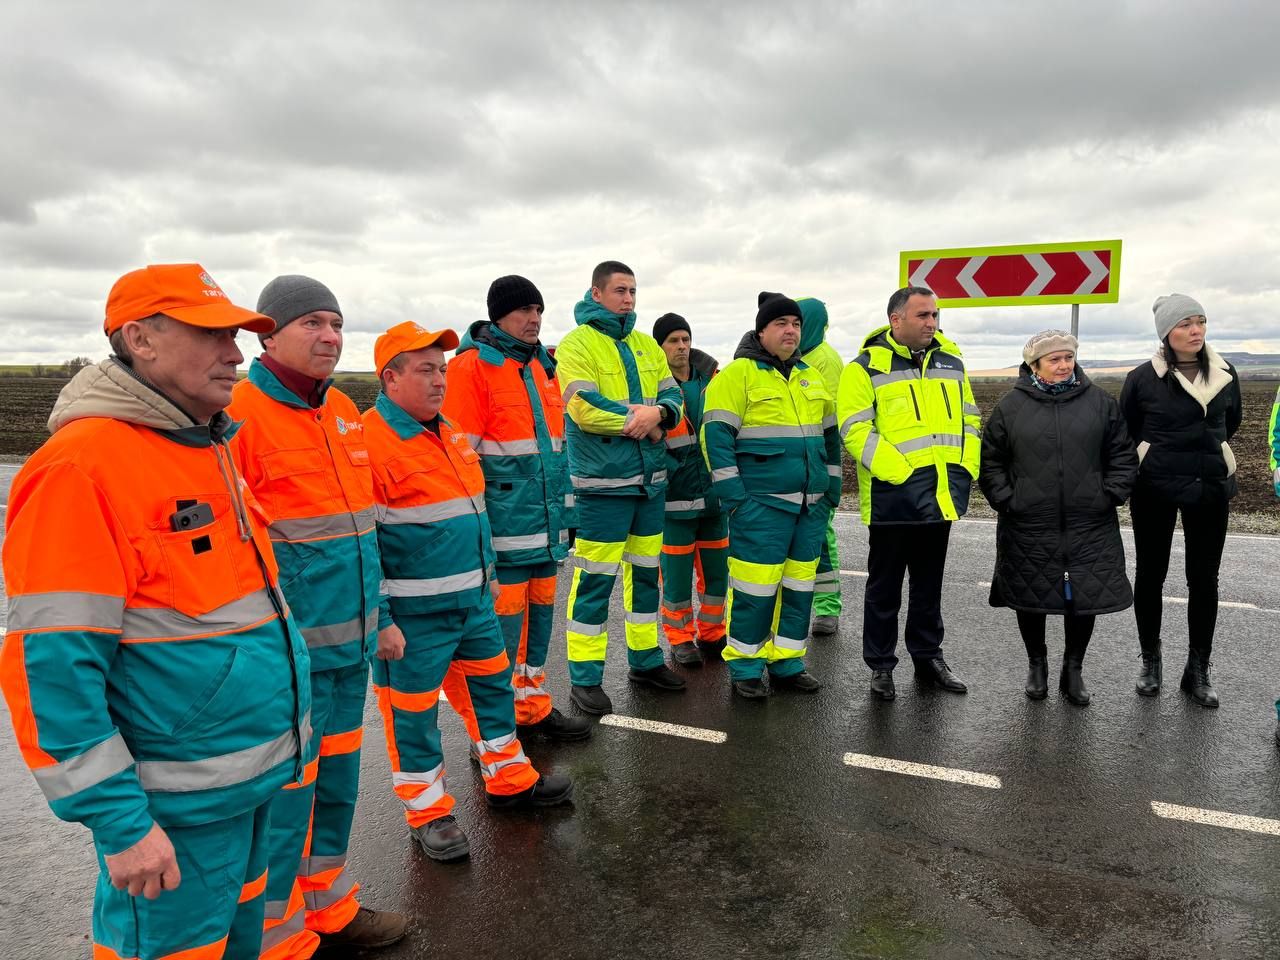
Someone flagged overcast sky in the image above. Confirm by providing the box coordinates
[2,1,1278,371]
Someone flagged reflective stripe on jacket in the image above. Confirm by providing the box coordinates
[837,325,981,525]
[701,353,841,515]
[363,392,497,616]
[443,322,570,566]
[1270,384,1280,496]
[556,298,683,497]
[228,361,382,671]
[1,361,310,856]
[664,368,719,519]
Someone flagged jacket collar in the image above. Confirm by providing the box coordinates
[375,390,458,442]
[249,356,331,410]
[1150,343,1233,414]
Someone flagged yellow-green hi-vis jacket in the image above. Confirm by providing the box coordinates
[837,325,981,525]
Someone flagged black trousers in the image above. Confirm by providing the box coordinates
[1015,611,1096,660]
[1130,491,1229,655]
[862,521,951,671]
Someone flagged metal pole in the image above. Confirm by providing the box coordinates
[1070,303,1079,338]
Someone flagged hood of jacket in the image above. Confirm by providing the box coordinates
[1149,342,1233,415]
[458,319,555,375]
[734,330,801,378]
[689,347,719,380]
[1013,362,1092,402]
[573,292,636,340]
[859,324,963,359]
[797,297,829,355]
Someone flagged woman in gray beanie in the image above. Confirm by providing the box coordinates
[1120,295,1242,707]
[979,331,1138,705]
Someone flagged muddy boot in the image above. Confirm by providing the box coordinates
[317,907,409,951]
[1135,645,1162,697]
[1059,657,1090,706]
[1025,657,1048,700]
[1180,651,1219,708]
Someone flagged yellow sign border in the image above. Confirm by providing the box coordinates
[898,239,1123,308]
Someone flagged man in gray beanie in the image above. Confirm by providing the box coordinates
[226,277,410,952]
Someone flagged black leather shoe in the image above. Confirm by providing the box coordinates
[671,642,703,667]
[913,657,968,693]
[1025,657,1048,700]
[1136,649,1162,697]
[772,670,822,693]
[520,707,592,742]
[569,684,613,715]
[696,638,726,660]
[411,815,469,862]
[870,670,896,701]
[810,615,839,637]
[1059,658,1091,706]
[488,773,574,809]
[1180,652,1219,708]
[628,664,687,691]
[732,677,769,699]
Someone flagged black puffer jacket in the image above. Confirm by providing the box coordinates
[1119,344,1241,505]
[979,366,1139,614]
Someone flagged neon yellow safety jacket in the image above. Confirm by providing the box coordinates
[837,325,981,525]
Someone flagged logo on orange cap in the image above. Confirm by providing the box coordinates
[104,264,276,336]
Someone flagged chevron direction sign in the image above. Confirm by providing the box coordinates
[898,240,1122,308]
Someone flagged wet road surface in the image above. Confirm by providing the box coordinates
[2,509,1279,959]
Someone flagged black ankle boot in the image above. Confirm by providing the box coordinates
[1025,657,1048,700]
[1180,651,1219,708]
[1060,657,1090,706]
[1135,649,1162,697]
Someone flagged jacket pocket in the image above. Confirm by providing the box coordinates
[1221,441,1237,477]
[168,647,253,739]
[1136,440,1151,464]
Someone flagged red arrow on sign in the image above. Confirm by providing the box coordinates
[898,241,1122,307]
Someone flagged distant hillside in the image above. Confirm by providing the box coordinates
[1080,352,1280,369]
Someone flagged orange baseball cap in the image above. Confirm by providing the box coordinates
[375,321,461,376]
[104,263,276,336]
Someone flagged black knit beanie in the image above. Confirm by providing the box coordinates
[755,291,803,333]
[652,312,691,345]
[487,275,544,322]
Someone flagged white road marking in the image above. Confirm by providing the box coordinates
[1151,801,1280,838]
[973,582,1278,615]
[600,714,728,744]
[839,569,869,578]
[842,752,1002,789]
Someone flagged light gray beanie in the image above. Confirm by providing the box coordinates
[1152,294,1205,341]
[256,275,342,341]
[1023,329,1078,367]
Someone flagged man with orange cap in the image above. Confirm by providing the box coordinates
[1,264,312,959]
[364,321,574,864]
[228,275,407,956]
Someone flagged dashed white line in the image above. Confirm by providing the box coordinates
[842,752,1002,789]
[1151,801,1280,837]
[839,569,869,578]
[600,714,728,744]
[973,582,1277,614]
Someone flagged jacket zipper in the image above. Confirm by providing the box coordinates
[908,383,923,421]
[941,382,953,419]
[1053,403,1072,608]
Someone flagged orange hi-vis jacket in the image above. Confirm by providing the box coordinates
[0,360,311,856]
[228,359,383,673]
[363,392,498,617]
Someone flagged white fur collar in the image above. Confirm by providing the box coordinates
[1150,343,1232,415]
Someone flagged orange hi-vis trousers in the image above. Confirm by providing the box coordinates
[372,605,539,827]
[660,513,729,647]
[494,562,558,725]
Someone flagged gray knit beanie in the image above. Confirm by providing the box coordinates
[256,275,342,341]
[1152,294,1205,341]
[1023,329,1078,367]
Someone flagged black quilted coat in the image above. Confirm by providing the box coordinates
[979,366,1139,614]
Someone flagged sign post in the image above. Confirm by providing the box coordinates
[898,239,1122,342]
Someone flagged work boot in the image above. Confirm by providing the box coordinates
[1025,656,1048,700]
[317,907,409,951]
[771,670,822,693]
[671,642,703,667]
[628,664,687,691]
[1059,657,1091,706]
[1180,652,1219,708]
[811,615,839,637]
[520,707,592,742]
[913,657,968,693]
[487,773,574,809]
[732,677,769,699]
[569,684,612,715]
[411,815,469,862]
[870,670,896,701]
[1135,648,1162,697]
[696,637,726,660]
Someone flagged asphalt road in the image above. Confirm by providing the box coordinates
[2,505,1279,959]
